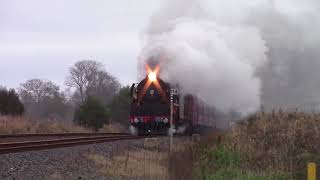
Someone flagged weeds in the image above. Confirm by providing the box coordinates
[195,146,289,180]
[86,147,169,179]
[86,138,198,180]
[204,146,240,168]
[0,116,126,134]
[226,111,320,177]
[168,143,195,180]
[98,123,126,133]
[0,116,90,134]
[206,168,287,180]
[198,110,320,180]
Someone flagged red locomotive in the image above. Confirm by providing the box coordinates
[129,65,216,135]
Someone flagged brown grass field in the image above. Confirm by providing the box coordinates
[85,138,199,180]
[225,110,320,179]
[0,116,90,134]
[0,116,124,134]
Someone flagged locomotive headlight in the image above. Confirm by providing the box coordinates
[148,72,157,82]
[163,118,169,124]
[134,117,139,123]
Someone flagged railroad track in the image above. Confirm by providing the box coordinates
[0,132,130,138]
[0,133,148,155]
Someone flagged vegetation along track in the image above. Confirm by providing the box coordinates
[0,133,150,155]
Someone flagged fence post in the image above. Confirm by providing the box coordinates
[308,162,316,180]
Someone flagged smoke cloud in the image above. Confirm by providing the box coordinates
[139,0,320,114]
[249,4,320,110]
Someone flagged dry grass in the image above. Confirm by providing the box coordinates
[48,172,63,180]
[226,110,320,177]
[0,116,90,134]
[86,149,169,179]
[98,123,126,133]
[86,138,198,180]
[168,143,196,180]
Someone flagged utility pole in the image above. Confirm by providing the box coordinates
[170,93,173,149]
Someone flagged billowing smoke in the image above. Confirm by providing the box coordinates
[249,3,320,111]
[139,0,320,114]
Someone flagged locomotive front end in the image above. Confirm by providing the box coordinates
[129,68,174,135]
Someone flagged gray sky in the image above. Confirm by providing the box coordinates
[0,0,318,89]
[0,0,160,88]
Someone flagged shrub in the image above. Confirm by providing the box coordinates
[74,96,110,131]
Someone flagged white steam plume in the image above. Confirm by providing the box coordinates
[249,3,320,111]
[139,0,320,114]
[140,0,267,114]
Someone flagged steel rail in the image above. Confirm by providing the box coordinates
[0,135,147,155]
[0,132,130,138]
[0,135,130,148]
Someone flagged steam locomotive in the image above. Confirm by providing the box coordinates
[129,66,216,135]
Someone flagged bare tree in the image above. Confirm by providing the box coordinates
[65,60,121,105]
[19,79,72,120]
[65,60,103,102]
[19,79,60,103]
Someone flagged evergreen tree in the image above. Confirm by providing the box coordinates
[74,96,110,131]
[0,88,24,116]
[108,86,131,125]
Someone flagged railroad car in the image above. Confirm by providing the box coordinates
[129,68,216,135]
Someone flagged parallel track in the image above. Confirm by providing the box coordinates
[0,132,130,138]
[0,133,148,155]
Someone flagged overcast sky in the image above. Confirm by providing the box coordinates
[0,0,160,88]
[1,0,318,89]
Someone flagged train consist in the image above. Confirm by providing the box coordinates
[129,64,216,135]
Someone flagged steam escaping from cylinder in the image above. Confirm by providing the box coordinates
[139,0,320,114]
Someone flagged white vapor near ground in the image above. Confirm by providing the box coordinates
[139,0,320,114]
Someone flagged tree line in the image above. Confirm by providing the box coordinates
[0,60,131,131]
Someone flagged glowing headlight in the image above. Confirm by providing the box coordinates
[148,72,157,82]
[134,118,139,123]
[163,118,169,123]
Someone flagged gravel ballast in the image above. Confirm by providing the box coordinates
[0,139,147,180]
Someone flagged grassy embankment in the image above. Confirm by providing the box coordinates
[196,111,320,179]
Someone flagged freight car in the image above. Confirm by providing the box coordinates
[129,69,216,135]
